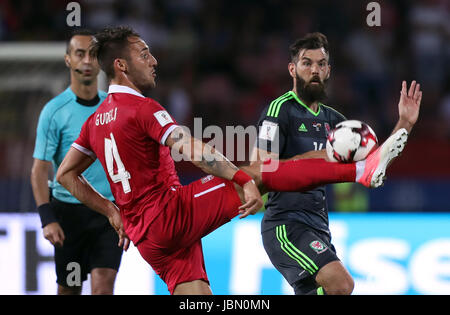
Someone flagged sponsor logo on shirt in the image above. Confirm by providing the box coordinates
[154,110,174,127]
[312,122,322,131]
[201,175,215,184]
[298,123,308,132]
[309,240,328,254]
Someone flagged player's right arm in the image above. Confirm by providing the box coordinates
[166,126,263,217]
[56,147,129,251]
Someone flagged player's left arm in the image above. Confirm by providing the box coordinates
[56,147,129,250]
[392,80,422,134]
[167,127,239,179]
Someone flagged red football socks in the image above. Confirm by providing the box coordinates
[261,158,356,192]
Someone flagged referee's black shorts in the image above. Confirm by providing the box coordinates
[262,222,339,295]
[51,198,123,287]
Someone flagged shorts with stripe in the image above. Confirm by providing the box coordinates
[262,222,339,294]
[137,175,242,294]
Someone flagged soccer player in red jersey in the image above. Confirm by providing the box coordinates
[56,26,419,295]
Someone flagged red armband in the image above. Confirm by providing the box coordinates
[232,170,253,187]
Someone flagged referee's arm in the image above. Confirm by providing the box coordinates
[30,158,52,207]
[31,158,65,247]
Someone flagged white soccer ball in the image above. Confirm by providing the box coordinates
[326,120,378,163]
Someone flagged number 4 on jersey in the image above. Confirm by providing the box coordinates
[105,133,131,193]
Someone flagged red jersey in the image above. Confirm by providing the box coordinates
[73,85,181,243]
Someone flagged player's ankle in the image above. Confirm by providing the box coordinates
[355,160,366,183]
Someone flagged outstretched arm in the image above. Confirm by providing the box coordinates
[56,147,129,250]
[393,80,422,134]
[166,127,263,218]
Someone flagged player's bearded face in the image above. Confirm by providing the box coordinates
[295,72,328,104]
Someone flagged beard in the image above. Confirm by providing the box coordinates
[128,63,156,93]
[296,73,328,104]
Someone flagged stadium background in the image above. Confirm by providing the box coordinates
[0,0,449,294]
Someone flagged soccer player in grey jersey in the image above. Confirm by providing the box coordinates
[251,33,422,295]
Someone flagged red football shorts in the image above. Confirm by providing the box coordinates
[136,175,242,294]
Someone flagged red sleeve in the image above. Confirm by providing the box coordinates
[136,99,178,145]
[72,115,97,159]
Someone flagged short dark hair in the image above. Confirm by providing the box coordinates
[90,26,140,79]
[66,29,95,54]
[289,32,329,63]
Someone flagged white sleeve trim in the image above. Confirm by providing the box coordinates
[72,142,97,160]
[160,124,179,146]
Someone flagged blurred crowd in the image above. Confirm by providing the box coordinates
[1,0,449,139]
[0,0,449,211]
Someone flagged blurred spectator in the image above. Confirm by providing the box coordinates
[439,79,450,138]
[0,0,447,137]
[84,0,117,30]
[167,85,192,127]
[409,0,449,92]
[165,14,198,67]
[117,2,169,51]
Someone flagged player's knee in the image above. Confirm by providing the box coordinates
[58,284,81,295]
[325,276,354,295]
[91,280,115,295]
[316,261,354,295]
[90,268,117,295]
[91,286,114,295]
[338,276,354,295]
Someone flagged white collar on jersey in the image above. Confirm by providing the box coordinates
[108,85,145,98]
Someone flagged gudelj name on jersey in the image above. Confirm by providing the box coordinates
[95,107,118,126]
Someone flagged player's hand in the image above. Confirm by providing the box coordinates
[398,80,422,132]
[238,180,263,219]
[108,211,130,251]
[43,222,65,247]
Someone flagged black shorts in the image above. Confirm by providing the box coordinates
[51,199,123,287]
[262,222,339,295]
